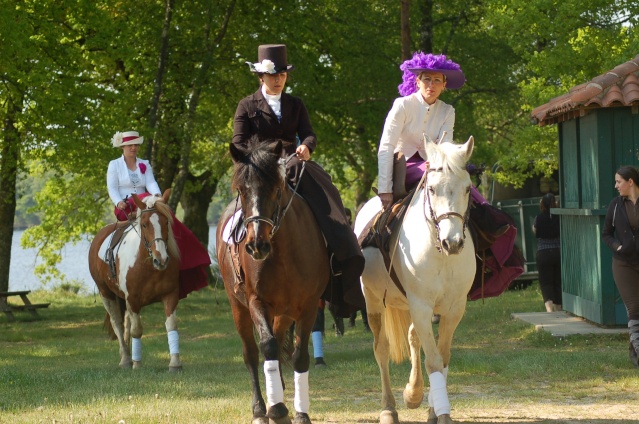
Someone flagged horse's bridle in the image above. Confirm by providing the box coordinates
[135,207,169,259]
[422,167,471,253]
[240,155,306,239]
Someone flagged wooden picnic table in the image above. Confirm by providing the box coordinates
[0,290,50,322]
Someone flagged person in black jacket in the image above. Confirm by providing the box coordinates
[602,165,639,368]
[533,193,562,312]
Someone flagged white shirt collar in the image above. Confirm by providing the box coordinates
[261,86,282,117]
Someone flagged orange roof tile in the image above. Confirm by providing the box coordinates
[531,54,639,126]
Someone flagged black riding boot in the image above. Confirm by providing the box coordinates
[392,152,408,202]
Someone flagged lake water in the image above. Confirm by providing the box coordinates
[9,227,217,293]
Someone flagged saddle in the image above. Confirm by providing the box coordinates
[104,223,133,280]
[222,212,247,296]
[358,191,414,297]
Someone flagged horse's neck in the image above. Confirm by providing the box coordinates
[402,188,431,232]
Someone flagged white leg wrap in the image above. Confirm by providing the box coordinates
[428,367,448,407]
[294,371,310,413]
[264,360,284,406]
[428,371,450,416]
[167,330,179,355]
[132,337,142,362]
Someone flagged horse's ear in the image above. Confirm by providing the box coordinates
[162,189,171,203]
[229,142,244,163]
[463,136,474,161]
[132,194,145,210]
[423,133,435,160]
[274,140,283,157]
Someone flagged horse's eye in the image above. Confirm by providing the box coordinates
[428,186,435,195]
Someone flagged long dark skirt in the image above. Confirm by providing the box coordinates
[286,157,365,312]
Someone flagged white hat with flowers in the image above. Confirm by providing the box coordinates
[112,131,144,148]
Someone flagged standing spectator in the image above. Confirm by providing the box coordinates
[602,166,639,368]
[533,193,562,312]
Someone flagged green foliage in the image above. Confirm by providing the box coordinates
[6,0,639,284]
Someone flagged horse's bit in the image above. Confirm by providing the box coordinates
[241,154,306,239]
[423,167,471,253]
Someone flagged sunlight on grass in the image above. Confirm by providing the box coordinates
[2,284,638,423]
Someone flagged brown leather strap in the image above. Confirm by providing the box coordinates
[378,241,406,297]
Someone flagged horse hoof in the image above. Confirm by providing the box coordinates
[119,361,132,369]
[266,403,289,421]
[292,412,311,424]
[426,407,437,424]
[437,414,454,424]
[269,416,292,424]
[252,417,269,424]
[168,365,183,373]
[132,361,142,369]
[379,409,399,424]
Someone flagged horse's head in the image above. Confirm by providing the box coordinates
[423,136,474,255]
[230,136,286,260]
[132,189,180,270]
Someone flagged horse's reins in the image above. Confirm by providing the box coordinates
[108,197,169,282]
[241,153,306,239]
[385,132,470,289]
[423,170,471,253]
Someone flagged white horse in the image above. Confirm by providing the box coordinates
[354,137,476,424]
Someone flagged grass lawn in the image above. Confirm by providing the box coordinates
[1,282,638,423]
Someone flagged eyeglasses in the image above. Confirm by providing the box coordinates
[419,76,444,85]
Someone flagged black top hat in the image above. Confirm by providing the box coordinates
[246,44,295,74]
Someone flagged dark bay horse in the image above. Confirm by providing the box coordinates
[216,139,330,424]
[88,190,182,371]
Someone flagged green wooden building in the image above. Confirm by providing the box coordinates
[531,54,639,326]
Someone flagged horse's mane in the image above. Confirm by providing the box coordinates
[231,136,285,192]
[139,195,180,260]
[426,141,469,178]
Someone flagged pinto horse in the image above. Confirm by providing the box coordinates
[88,189,182,371]
[216,138,329,424]
[354,137,476,424]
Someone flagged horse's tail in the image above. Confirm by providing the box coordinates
[103,297,126,341]
[385,306,412,363]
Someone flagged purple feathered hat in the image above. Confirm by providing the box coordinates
[398,52,465,96]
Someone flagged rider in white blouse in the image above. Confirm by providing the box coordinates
[106,131,161,218]
[377,52,465,210]
[107,155,161,207]
[377,93,455,194]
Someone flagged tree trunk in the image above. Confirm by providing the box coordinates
[418,0,434,53]
[169,0,236,210]
[146,0,175,162]
[400,0,412,60]
[0,99,22,292]
[181,171,220,284]
[181,171,219,248]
